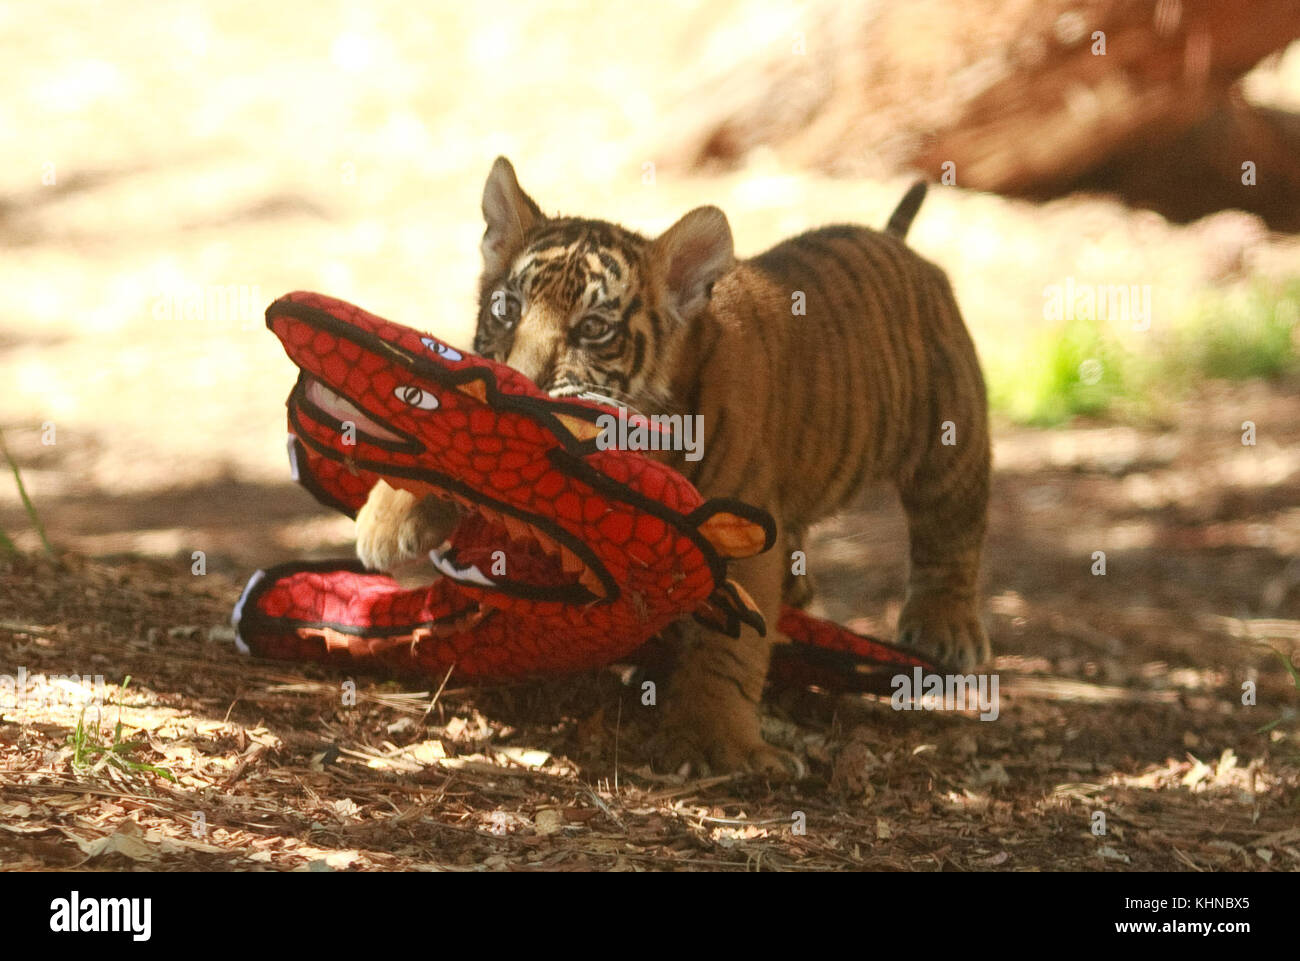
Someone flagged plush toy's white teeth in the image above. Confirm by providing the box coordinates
[426,512,606,597]
[427,542,452,568]
[231,569,265,655]
[428,547,494,587]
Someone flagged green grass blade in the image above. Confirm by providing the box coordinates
[0,429,54,558]
[1255,716,1284,735]
[1273,648,1300,692]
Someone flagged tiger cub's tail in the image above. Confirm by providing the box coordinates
[884,180,928,239]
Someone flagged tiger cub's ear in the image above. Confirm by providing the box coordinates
[650,205,734,323]
[481,156,543,278]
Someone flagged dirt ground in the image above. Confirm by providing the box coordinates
[3,379,1298,872]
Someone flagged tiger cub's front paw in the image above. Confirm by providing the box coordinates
[651,718,805,779]
[355,482,460,572]
[651,689,806,780]
[896,592,990,672]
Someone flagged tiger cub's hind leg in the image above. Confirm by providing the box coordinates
[895,416,992,671]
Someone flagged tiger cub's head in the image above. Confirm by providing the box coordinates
[472,156,734,414]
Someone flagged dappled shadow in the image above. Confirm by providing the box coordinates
[0,474,349,578]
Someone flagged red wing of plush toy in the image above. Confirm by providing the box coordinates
[232,291,939,692]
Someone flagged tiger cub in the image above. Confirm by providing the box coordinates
[356,157,991,776]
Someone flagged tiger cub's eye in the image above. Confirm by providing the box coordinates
[578,315,613,343]
[490,292,521,330]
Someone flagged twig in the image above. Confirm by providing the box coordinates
[422,662,457,722]
[1171,847,1205,872]
[223,743,268,789]
[613,696,622,795]
[581,783,627,832]
[0,620,51,634]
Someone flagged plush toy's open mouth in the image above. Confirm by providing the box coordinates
[429,508,607,600]
[297,374,613,604]
[304,376,411,446]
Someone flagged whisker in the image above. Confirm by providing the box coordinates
[549,378,649,418]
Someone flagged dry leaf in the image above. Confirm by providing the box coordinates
[0,822,51,835]
[141,827,227,856]
[534,809,564,836]
[324,850,362,869]
[330,798,361,820]
[73,822,158,862]
[408,740,447,763]
[495,746,550,768]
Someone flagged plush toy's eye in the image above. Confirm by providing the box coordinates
[395,385,439,410]
[421,337,462,361]
[577,315,614,343]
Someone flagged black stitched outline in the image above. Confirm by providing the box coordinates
[768,636,943,696]
[545,447,774,598]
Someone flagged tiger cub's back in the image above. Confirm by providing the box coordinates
[706,224,988,527]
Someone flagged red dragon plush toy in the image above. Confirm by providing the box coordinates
[232,292,938,693]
